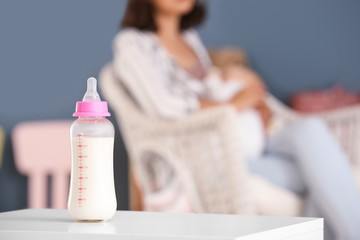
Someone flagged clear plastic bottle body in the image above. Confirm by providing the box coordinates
[68,117,116,221]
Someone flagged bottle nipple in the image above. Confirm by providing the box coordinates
[82,77,100,102]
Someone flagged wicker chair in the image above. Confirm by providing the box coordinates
[100,63,360,215]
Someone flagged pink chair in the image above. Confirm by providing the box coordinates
[12,120,72,209]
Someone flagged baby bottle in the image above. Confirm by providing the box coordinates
[68,77,117,221]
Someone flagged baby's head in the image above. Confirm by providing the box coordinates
[209,47,248,69]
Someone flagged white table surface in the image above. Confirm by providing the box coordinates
[0,209,323,240]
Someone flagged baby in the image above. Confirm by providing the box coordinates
[203,67,266,161]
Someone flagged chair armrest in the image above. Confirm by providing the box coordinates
[318,105,360,167]
[139,105,238,136]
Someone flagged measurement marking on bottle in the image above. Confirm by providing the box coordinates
[77,134,88,207]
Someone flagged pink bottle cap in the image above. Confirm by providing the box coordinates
[73,77,111,117]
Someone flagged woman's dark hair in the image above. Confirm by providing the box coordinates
[121,0,206,31]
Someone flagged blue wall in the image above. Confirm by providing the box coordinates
[0,0,359,212]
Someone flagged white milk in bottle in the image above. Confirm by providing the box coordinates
[68,77,116,221]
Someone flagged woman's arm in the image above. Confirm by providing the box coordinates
[199,85,264,111]
[230,86,266,111]
[200,65,266,111]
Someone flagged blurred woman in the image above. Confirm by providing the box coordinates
[112,0,360,239]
